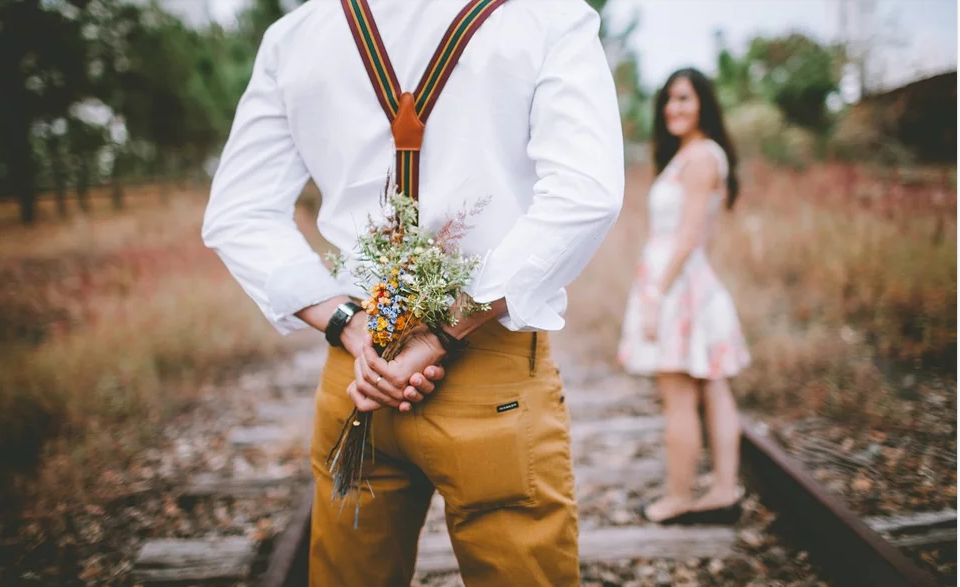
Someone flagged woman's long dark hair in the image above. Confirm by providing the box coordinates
[652,68,740,209]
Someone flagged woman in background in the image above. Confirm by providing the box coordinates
[618,68,751,525]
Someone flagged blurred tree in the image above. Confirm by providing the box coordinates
[243,0,285,47]
[586,0,650,142]
[66,115,107,213]
[715,47,755,110]
[745,34,840,131]
[0,0,90,224]
[46,132,69,218]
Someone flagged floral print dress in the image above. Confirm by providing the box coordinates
[618,139,751,380]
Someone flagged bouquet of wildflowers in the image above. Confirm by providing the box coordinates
[325,178,488,520]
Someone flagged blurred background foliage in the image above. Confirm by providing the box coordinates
[2,0,954,225]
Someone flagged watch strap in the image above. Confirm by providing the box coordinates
[325,301,362,348]
[430,325,468,359]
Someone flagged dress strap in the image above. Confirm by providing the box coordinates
[668,139,728,181]
[701,139,729,180]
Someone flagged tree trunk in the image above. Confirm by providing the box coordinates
[111,178,123,210]
[11,143,38,225]
[50,139,67,218]
[76,158,90,213]
[111,152,124,210]
[18,185,37,225]
[160,153,174,205]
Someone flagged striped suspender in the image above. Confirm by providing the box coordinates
[341,0,508,203]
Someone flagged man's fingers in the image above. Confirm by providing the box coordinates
[356,352,402,396]
[358,379,400,407]
[398,400,413,413]
[364,345,410,389]
[347,382,382,412]
[412,377,435,395]
[361,348,409,396]
[423,365,445,381]
[403,387,424,403]
[354,358,400,407]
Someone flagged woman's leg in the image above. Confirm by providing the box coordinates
[694,378,742,509]
[644,372,701,521]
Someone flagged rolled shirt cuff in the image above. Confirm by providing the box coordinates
[466,251,567,332]
[263,257,350,334]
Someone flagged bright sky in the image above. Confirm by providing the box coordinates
[164,0,957,92]
[604,0,957,91]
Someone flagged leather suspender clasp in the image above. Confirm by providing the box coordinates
[341,0,509,203]
[391,92,425,151]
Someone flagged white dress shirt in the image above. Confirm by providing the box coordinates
[202,0,625,334]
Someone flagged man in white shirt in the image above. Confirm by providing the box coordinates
[203,0,624,585]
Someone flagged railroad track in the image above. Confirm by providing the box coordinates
[127,351,952,587]
[740,422,947,587]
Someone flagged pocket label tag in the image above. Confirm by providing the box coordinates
[496,401,520,413]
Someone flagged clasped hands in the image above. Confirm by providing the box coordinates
[342,319,448,413]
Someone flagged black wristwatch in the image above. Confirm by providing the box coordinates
[430,325,468,359]
[325,301,363,348]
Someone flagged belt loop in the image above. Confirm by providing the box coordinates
[529,332,538,377]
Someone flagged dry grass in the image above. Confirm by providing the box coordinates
[558,160,957,428]
[0,185,324,512]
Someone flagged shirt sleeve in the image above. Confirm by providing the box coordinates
[201,24,348,335]
[465,5,625,331]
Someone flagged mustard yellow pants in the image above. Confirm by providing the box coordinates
[309,322,579,587]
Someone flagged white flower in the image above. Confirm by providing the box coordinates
[379,256,388,263]
[428,238,435,245]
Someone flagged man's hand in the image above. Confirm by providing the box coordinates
[294,297,443,411]
[348,330,448,413]
[353,329,446,412]
[348,362,446,413]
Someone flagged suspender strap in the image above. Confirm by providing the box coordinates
[341,0,402,119]
[413,0,509,122]
[341,0,507,201]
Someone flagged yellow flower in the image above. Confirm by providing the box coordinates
[392,268,399,276]
[376,316,388,331]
